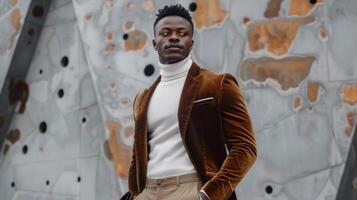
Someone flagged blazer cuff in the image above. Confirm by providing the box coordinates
[200,189,211,200]
[202,180,233,200]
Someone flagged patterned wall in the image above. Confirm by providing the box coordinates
[0,0,357,199]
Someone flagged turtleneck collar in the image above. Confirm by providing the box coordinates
[158,55,193,82]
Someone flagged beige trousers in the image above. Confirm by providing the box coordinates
[135,173,202,200]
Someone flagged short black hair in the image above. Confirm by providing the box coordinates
[154,4,194,33]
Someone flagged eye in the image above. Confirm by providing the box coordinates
[160,31,169,36]
[179,32,187,37]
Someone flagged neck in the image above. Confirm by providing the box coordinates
[159,55,192,82]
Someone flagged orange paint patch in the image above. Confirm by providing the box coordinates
[106,32,113,41]
[307,81,321,103]
[347,112,356,127]
[342,84,357,105]
[247,17,315,56]
[124,30,147,51]
[105,43,116,52]
[127,0,154,12]
[10,0,17,6]
[240,57,315,91]
[319,26,328,39]
[6,129,21,144]
[264,0,282,18]
[106,120,132,178]
[192,0,228,30]
[289,0,324,17]
[8,79,29,113]
[7,8,22,51]
[294,96,302,110]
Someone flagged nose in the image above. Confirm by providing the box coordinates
[169,32,179,42]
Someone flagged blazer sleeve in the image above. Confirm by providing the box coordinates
[128,94,139,198]
[201,73,257,200]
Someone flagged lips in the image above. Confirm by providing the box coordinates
[165,44,183,50]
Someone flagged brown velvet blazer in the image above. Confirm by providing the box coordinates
[128,62,257,200]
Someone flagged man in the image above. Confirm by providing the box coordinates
[128,4,257,200]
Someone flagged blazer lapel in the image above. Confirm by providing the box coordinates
[178,62,203,140]
[134,75,161,189]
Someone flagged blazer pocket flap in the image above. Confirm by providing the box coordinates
[193,97,214,104]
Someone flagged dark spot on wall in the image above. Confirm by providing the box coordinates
[39,69,43,74]
[28,27,35,36]
[32,5,44,18]
[265,185,273,194]
[11,182,15,188]
[77,176,81,182]
[6,129,21,144]
[123,33,129,40]
[8,79,29,113]
[46,180,50,186]
[58,89,64,98]
[189,2,197,12]
[82,117,86,123]
[61,56,69,67]
[310,0,317,4]
[144,64,155,77]
[39,121,47,134]
[22,145,28,154]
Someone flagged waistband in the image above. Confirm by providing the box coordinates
[146,173,200,188]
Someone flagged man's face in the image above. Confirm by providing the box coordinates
[153,16,194,64]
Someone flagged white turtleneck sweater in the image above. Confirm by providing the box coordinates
[146,55,196,179]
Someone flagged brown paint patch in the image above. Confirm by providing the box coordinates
[8,79,29,113]
[124,21,134,31]
[124,30,147,51]
[342,84,357,105]
[264,0,282,18]
[120,98,130,108]
[307,81,321,103]
[294,96,302,110]
[84,14,92,21]
[105,43,116,52]
[192,0,228,30]
[0,114,4,128]
[345,126,353,137]
[3,144,10,155]
[289,0,324,17]
[247,17,315,56]
[106,32,113,41]
[6,129,21,144]
[127,0,154,12]
[240,56,315,91]
[10,0,17,6]
[7,8,22,51]
[103,140,113,160]
[243,17,250,25]
[319,26,328,39]
[106,120,131,178]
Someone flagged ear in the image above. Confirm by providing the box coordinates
[152,39,157,50]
